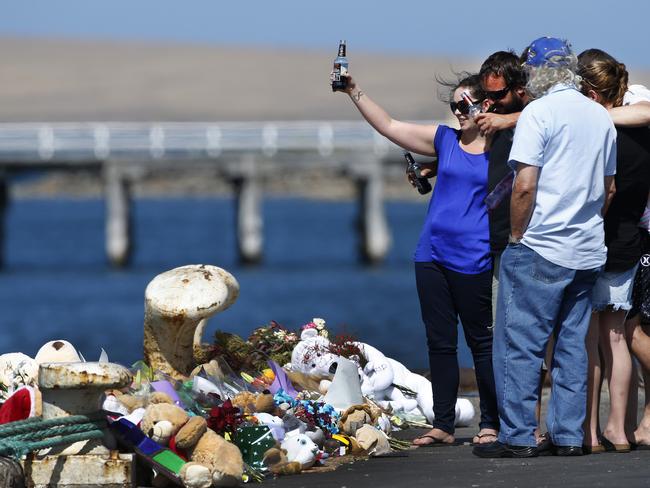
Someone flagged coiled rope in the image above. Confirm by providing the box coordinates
[0,414,106,459]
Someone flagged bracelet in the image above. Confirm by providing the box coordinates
[508,234,522,244]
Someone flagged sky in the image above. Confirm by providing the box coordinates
[1,0,650,70]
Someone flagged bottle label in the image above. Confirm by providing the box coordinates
[332,62,348,81]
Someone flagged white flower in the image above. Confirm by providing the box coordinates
[312,318,326,329]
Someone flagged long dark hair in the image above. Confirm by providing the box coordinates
[437,72,486,104]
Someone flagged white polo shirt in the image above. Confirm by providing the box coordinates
[508,84,617,270]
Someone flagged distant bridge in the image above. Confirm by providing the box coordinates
[0,121,437,267]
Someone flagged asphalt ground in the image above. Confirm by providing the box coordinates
[264,390,650,488]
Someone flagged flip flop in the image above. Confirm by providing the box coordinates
[411,434,457,448]
[472,432,498,445]
[600,436,631,453]
[630,442,650,451]
[582,444,605,454]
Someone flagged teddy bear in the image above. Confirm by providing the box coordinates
[261,447,302,476]
[279,431,320,469]
[290,327,474,426]
[231,391,275,416]
[139,400,244,488]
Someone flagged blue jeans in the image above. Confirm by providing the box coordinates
[493,243,601,447]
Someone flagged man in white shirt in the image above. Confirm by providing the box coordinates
[473,37,617,458]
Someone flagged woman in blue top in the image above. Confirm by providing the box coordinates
[334,72,498,446]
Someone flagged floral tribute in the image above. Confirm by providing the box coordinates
[207,399,243,438]
[211,321,299,374]
[300,319,368,369]
[293,400,340,435]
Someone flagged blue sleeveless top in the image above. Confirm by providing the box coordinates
[414,125,491,274]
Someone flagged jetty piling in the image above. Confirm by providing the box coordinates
[0,122,438,268]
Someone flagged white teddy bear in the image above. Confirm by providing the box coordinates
[280,431,320,469]
[289,326,474,426]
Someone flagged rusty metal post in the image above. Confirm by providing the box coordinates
[0,456,25,488]
[143,264,239,380]
[37,361,132,456]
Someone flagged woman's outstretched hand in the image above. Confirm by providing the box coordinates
[330,72,356,95]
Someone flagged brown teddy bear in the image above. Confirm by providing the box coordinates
[261,447,302,476]
[140,400,244,488]
[231,391,276,415]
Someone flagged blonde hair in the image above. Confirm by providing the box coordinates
[525,53,582,99]
[577,49,628,107]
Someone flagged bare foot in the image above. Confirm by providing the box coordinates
[632,424,650,446]
[472,428,498,445]
[412,428,455,446]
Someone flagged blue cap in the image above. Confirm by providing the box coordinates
[525,37,572,67]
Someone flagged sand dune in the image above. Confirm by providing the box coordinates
[0,37,486,123]
[2,38,648,124]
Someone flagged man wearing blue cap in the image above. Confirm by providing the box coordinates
[473,37,617,458]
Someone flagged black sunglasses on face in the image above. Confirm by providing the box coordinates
[449,99,480,115]
[484,86,511,101]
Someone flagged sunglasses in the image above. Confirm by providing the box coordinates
[449,99,480,115]
[484,86,511,101]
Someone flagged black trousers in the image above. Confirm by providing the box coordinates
[415,261,499,434]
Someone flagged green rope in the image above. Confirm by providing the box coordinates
[0,414,108,459]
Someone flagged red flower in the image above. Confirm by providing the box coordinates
[207,399,242,436]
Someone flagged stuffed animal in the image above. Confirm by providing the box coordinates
[231,391,275,416]
[290,328,474,426]
[0,353,39,402]
[338,404,377,436]
[140,400,244,488]
[280,431,320,469]
[354,424,391,456]
[262,447,302,476]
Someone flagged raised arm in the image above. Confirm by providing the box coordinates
[334,74,438,157]
[608,101,650,127]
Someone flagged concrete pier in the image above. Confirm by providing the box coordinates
[353,157,391,264]
[104,163,132,268]
[0,121,421,268]
[231,154,263,265]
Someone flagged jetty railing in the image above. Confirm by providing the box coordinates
[0,121,438,267]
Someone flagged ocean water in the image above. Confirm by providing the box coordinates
[0,196,472,369]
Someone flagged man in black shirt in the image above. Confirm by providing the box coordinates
[470,51,530,446]
[476,51,529,312]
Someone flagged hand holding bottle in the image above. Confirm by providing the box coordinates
[331,40,349,92]
[404,151,432,195]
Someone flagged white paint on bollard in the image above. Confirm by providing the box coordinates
[144,264,239,379]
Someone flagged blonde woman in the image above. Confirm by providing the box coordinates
[578,48,650,453]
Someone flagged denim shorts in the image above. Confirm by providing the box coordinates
[592,263,639,312]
